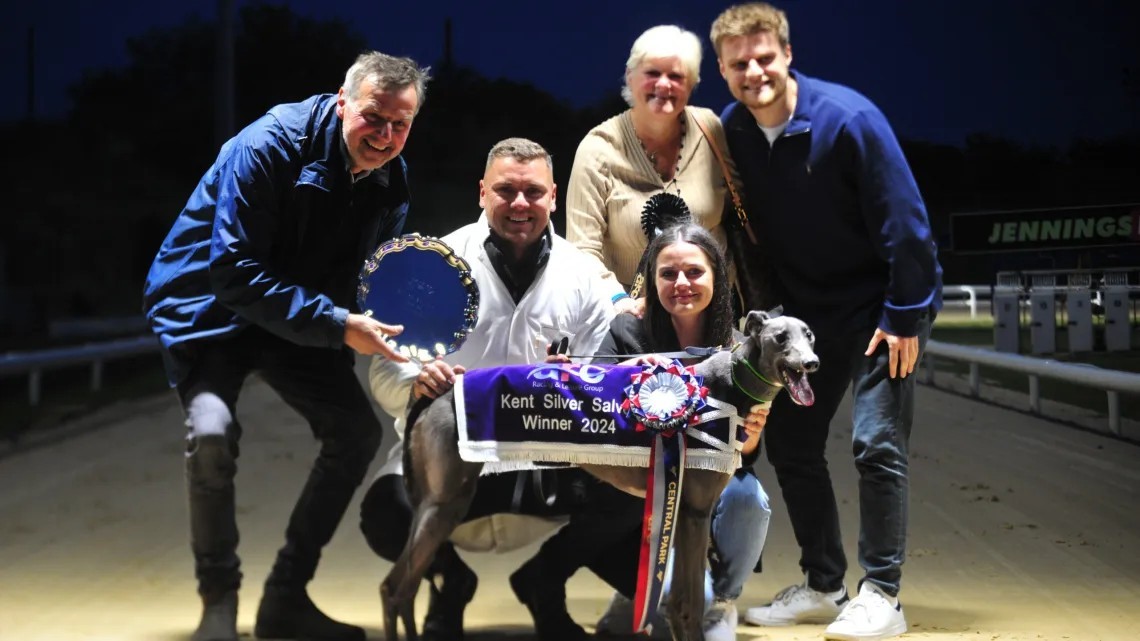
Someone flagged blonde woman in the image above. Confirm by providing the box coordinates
[567,24,741,319]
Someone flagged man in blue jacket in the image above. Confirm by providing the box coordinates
[143,51,430,641]
[710,4,942,640]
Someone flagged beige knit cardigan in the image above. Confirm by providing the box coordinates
[565,106,741,300]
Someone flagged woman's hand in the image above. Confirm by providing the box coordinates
[741,404,770,456]
[614,296,646,318]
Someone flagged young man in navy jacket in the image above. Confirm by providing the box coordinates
[711,4,943,640]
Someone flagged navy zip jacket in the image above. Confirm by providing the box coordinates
[721,71,941,338]
[143,94,410,385]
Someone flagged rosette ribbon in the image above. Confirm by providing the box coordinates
[621,360,709,633]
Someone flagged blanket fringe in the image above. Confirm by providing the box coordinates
[459,444,739,475]
[477,460,568,475]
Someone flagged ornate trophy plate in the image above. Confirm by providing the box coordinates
[357,234,479,362]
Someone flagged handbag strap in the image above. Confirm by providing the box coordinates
[692,116,759,245]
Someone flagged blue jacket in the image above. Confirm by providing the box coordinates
[721,71,942,338]
[143,94,410,384]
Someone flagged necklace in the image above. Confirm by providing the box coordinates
[638,116,686,183]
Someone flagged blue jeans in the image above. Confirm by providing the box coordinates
[659,469,770,605]
[708,469,771,600]
[763,314,932,597]
[176,328,383,596]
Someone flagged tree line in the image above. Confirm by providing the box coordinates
[1,3,1137,339]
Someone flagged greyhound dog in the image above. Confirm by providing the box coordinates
[380,309,819,641]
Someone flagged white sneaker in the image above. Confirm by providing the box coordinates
[702,599,738,641]
[824,582,907,640]
[595,591,670,639]
[743,575,848,626]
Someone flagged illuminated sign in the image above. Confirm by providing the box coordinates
[950,204,1140,253]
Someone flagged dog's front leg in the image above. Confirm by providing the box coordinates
[665,469,729,641]
[666,503,709,641]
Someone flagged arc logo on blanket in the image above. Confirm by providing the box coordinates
[526,363,608,387]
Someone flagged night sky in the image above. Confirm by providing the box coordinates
[2,0,1137,147]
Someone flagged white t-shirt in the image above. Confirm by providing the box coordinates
[759,117,791,144]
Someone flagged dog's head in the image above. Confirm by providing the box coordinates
[742,308,819,406]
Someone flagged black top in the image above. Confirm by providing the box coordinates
[484,228,552,304]
[593,313,762,470]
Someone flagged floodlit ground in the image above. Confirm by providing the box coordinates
[1,361,1138,641]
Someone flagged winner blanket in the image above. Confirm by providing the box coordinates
[454,362,743,473]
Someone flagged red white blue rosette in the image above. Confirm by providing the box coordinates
[620,360,710,633]
[621,361,710,434]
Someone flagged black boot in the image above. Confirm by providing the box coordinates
[253,584,364,641]
[192,590,238,641]
[509,559,591,641]
[422,560,479,641]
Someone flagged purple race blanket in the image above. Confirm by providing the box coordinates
[455,363,742,473]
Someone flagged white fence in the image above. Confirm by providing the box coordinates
[0,335,159,406]
[922,340,1140,436]
[942,284,991,319]
[2,317,1137,438]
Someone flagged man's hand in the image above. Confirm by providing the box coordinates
[865,328,919,378]
[344,313,408,363]
[741,404,770,456]
[614,296,646,318]
[413,357,466,400]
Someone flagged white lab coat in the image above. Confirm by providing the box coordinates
[367,215,615,552]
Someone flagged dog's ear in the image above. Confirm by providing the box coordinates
[767,305,784,318]
[744,310,769,336]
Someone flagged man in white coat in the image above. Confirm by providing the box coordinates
[363,138,642,641]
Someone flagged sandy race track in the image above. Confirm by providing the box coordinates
[1,361,1138,641]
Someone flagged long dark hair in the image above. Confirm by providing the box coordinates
[641,224,734,351]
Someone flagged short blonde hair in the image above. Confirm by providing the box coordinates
[710,3,791,56]
[621,25,703,106]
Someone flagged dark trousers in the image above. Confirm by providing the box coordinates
[360,466,643,597]
[176,328,384,596]
[763,314,931,596]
